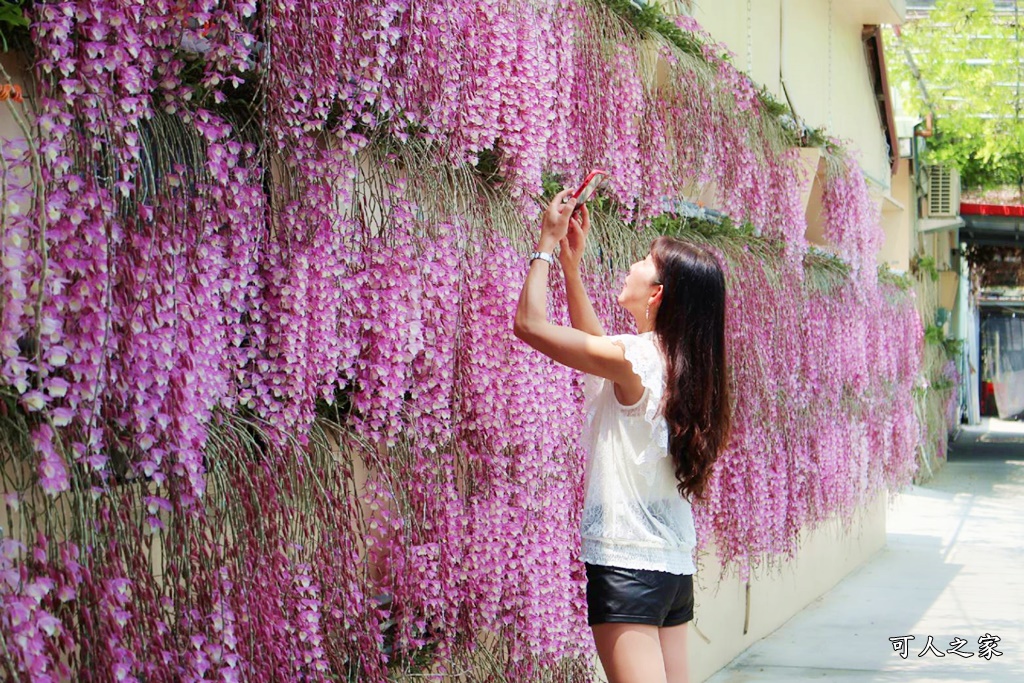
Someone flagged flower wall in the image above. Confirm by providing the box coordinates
[0,1,921,681]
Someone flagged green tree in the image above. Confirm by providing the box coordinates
[887,0,1024,197]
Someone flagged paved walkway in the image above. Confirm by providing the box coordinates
[706,419,1024,682]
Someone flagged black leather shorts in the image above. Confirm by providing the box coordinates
[585,563,694,627]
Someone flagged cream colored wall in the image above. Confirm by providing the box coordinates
[880,158,913,271]
[688,495,886,682]
[693,0,893,185]
[593,495,887,683]
[692,0,783,100]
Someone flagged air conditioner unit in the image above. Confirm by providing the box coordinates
[925,165,961,218]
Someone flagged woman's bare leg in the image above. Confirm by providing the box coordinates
[592,623,668,683]
[658,623,690,683]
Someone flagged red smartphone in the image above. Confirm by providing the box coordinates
[567,170,608,214]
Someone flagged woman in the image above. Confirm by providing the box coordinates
[514,190,731,683]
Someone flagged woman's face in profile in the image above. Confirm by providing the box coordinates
[618,253,660,309]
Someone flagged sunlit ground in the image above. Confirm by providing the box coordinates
[707,418,1024,682]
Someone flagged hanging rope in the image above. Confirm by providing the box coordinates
[827,0,834,130]
[747,0,754,74]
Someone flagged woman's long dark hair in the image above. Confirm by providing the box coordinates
[650,237,731,501]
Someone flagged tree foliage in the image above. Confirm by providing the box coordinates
[886,0,1024,191]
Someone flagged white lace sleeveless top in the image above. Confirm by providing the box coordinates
[579,332,697,575]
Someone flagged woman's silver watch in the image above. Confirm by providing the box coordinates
[529,251,555,266]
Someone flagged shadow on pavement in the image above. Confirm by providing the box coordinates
[948,419,1024,462]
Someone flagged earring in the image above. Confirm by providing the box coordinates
[645,304,650,321]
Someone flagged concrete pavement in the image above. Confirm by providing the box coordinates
[705,418,1024,682]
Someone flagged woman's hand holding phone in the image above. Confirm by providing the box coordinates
[538,189,576,253]
[537,171,604,258]
[558,204,589,273]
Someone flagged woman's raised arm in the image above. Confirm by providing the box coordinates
[559,205,606,337]
[513,193,642,398]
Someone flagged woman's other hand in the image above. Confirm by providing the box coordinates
[558,204,590,273]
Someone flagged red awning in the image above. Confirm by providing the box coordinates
[960,203,1024,217]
